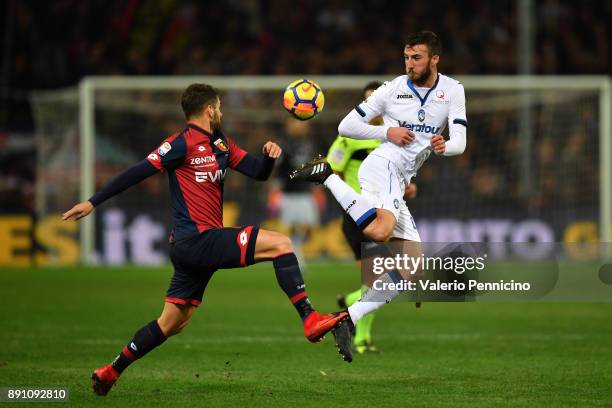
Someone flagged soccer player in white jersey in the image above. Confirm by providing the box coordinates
[291,31,467,361]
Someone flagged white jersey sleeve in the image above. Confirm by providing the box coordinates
[444,83,467,156]
[337,82,392,141]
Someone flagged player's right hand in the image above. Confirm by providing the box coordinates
[262,141,282,159]
[386,127,415,146]
[62,201,94,221]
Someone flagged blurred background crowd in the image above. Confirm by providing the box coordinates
[1,0,609,224]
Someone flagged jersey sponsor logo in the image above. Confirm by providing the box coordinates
[214,139,228,152]
[396,94,414,99]
[158,142,172,156]
[195,169,226,183]
[418,109,426,122]
[148,153,159,161]
[398,121,441,134]
[190,156,216,165]
[436,90,445,99]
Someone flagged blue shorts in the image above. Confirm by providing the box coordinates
[165,226,259,307]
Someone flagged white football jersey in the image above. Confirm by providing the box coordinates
[355,73,467,180]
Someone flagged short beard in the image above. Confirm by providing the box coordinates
[409,62,432,86]
[211,116,222,131]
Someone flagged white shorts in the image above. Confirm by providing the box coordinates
[358,154,421,241]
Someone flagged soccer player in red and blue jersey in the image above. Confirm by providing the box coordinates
[62,84,352,396]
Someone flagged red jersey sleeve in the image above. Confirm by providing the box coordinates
[145,133,187,172]
[226,135,248,169]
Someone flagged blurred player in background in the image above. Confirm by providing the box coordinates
[269,118,324,266]
[292,31,467,360]
[327,81,417,354]
[62,84,351,395]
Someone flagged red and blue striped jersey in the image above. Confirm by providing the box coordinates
[146,124,247,241]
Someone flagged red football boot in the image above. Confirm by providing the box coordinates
[303,311,349,343]
[91,365,120,396]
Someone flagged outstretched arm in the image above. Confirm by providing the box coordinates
[62,159,159,221]
[233,141,281,181]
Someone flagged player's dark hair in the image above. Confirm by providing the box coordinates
[363,81,382,97]
[405,31,442,56]
[181,83,220,120]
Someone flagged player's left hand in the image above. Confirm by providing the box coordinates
[62,201,94,221]
[431,135,445,155]
[262,141,282,159]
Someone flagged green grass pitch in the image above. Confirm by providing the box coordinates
[0,263,611,407]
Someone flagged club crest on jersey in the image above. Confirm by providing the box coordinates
[158,142,172,156]
[418,109,426,122]
[214,139,228,152]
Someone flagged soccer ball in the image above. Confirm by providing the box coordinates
[283,79,325,120]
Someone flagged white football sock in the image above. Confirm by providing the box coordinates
[324,174,376,227]
[348,300,387,324]
[348,271,402,324]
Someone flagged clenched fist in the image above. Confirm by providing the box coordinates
[387,127,415,146]
[431,135,446,155]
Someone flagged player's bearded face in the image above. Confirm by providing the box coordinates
[404,45,437,85]
[406,56,432,83]
[408,59,432,83]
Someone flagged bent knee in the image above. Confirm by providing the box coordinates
[274,234,294,257]
[364,222,393,242]
[161,319,190,337]
[157,315,192,337]
[367,230,391,242]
